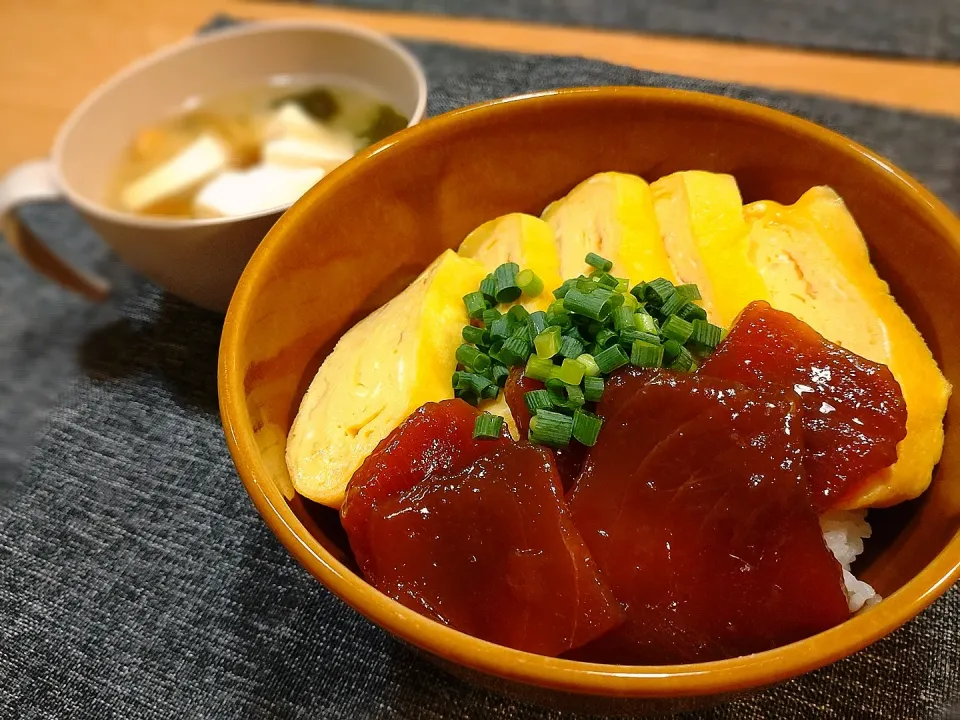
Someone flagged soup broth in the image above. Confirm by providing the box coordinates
[106,80,408,219]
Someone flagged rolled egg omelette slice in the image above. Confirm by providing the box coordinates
[457,213,563,312]
[737,187,951,508]
[543,172,677,286]
[286,250,487,507]
[651,171,948,507]
[651,170,759,325]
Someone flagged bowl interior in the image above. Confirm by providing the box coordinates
[221,87,960,694]
[56,22,425,211]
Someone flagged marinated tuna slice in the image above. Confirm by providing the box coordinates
[504,367,586,489]
[567,370,849,664]
[699,301,907,510]
[366,444,624,656]
[341,399,511,578]
[503,366,540,438]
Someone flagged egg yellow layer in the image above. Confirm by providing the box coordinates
[543,172,676,286]
[457,212,562,312]
[651,171,764,326]
[285,250,487,508]
[741,187,951,508]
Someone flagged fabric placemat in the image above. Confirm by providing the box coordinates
[3,19,960,719]
[0,204,144,499]
[287,0,960,62]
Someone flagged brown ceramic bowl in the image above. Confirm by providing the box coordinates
[218,87,960,716]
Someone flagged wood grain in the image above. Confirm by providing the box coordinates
[0,0,957,174]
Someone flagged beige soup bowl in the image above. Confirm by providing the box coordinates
[0,20,427,311]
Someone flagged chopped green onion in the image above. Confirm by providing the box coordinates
[576,277,598,293]
[585,320,603,338]
[565,325,587,343]
[690,319,724,349]
[524,389,554,414]
[490,364,509,387]
[516,269,544,297]
[594,327,619,349]
[534,326,562,359]
[546,379,585,410]
[455,390,478,406]
[596,273,619,290]
[546,310,572,329]
[456,344,491,372]
[630,340,664,368]
[634,312,659,334]
[660,315,694,344]
[508,304,529,324]
[585,252,613,272]
[529,409,573,447]
[659,291,686,318]
[463,292,488,319]
[481,383,499,399]
[500,335,532,366]
[614,277,630,293]
[557,357,585,385]
[479,274,497,303]
[553,278,578,299]
[669,345,696,372]
[546,300,572,328]
[594,344,629,374]
[494,262,521,303]
[490,315,512,341]
[583,375,605,402]
[486,338,504,364]
[525,354,555,382]
[576,353,601,378]
[563,287,616,321]
[643,278,675,306]
[662,339,682,362]
[462,325,489,347]
[564,383,585,409]
[612,305,635,332]
[526,310,548,339]
[559,335,584,360]
[620,329,661,346]
[567,312,591,329]
[676,301,708,322]
[620,291,638,311]
[473,413,504,439]
[630,281,648,302]
[453,371,492,395]
[572,409,603,446]
[482,307,502,327]
[675,284,702,302]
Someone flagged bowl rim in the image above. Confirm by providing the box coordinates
[51,19,428,231]
[219,85,960,698]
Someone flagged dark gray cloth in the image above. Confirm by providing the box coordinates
[2,31,960,719]
[290,0,960,61]
[0,204,143,494]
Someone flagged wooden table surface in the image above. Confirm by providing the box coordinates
[1,0,958,175]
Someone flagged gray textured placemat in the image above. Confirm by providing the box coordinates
[288,0,960,61]
[3,23,960,719]
[0,205,144,496]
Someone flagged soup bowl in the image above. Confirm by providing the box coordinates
[0,20,426,311]
[218,87,960,715]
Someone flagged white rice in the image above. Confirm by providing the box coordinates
[820,509,880,612]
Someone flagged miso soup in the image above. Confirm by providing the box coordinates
[107,81,408,219]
